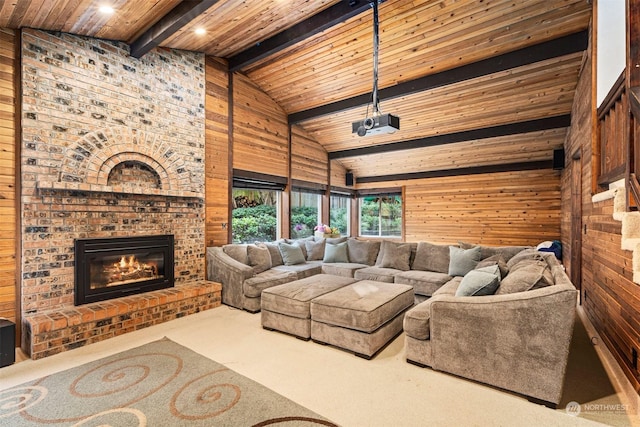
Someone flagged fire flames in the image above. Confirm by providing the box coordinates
[104,254,159,285]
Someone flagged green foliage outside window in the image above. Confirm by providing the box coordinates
[360,195,402,237]
[232,204,277,243]
[291,206,319,239]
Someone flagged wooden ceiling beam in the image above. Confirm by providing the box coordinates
[290,30,588,124]
[130,0,221,58]
[355,160,554,184]
[329,115,571,159]
[228,0,378,72]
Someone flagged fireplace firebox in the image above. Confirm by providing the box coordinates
[74,235,174,305]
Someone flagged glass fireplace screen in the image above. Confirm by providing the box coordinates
[75,235,174,305]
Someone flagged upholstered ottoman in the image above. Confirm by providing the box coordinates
[261,274,357,339]
[310,280,414,359]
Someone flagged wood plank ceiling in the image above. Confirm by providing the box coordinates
[0,0,592,182]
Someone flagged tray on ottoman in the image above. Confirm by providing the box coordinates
[261,274,357,339]
[310,280,414,359]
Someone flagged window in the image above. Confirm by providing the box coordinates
[232,189,280,243]
[290,190,321,239]
[359,194,402,237]
[330,193,351,236]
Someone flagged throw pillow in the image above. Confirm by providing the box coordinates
[496,259,553,295]
[257,242,283,267]
[475,254,508,278]
[247,244,272,274]
[323,241,349,263]
[375,241,404,266]
[347,239,380,265]
[412,241,451,273]
[305,239,326,261]
[448,245,482,276]
[278,242,306,266]
[379,242,412,270]
[455,266,501,297]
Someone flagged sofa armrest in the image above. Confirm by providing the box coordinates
[428,284,577,404]
[206,247,254,309]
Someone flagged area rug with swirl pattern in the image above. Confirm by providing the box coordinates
[0,338,337,426]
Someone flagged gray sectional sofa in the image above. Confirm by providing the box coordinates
[206,236,577,405]
[206,237,530,311]
[403,250,576,406]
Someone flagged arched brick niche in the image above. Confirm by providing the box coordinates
[55,127,199,195]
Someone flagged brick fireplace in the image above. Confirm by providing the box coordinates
[19,29,221,359]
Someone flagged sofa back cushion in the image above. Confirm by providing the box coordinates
[347,239,380,266]
[412,241,451,273]
[222,244,248,265]
[459,241,532,263]
[247,244,272,274]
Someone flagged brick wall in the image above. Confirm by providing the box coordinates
[20,28,207,318]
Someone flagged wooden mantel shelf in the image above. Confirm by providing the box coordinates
[36,181,203,199]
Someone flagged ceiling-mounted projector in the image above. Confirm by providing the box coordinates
[352,113,400,137]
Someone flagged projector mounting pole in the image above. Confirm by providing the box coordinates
[371,0,380,116]
[352,0,399,136]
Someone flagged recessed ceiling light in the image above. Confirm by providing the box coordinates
[195,28,206,35]
[99,5,114,14]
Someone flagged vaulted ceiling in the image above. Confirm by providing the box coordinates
[0,0,592,182]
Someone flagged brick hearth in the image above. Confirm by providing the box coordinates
[23,281,221,360]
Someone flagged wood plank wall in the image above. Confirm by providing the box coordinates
[563,29,640,392]
[330,160,348,189]
[0,28,17,324]
[356,170,561,246]
[291,124,328,185]
[232,72,288,178]
[205,57,230,247]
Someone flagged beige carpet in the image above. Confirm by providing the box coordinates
[3,305,639,426]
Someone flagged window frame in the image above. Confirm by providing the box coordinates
[357,192,403,238]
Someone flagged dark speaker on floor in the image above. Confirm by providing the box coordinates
[0,319,15,367]
[553,148,565,170]
[346,172,354,187]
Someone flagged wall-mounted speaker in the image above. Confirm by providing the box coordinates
[553,148,565,170]
[346,172,354,187]
[0,319,15,367]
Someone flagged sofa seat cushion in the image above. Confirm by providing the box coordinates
[261,274,357,319]
[243,270,298,298]
[272,262,322,279]
[354,267,401,283]
[394,270,452,297]
[432,277,462,296]
[321,262,369,278]
[310,281,414,333]
[403,301,431,340]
